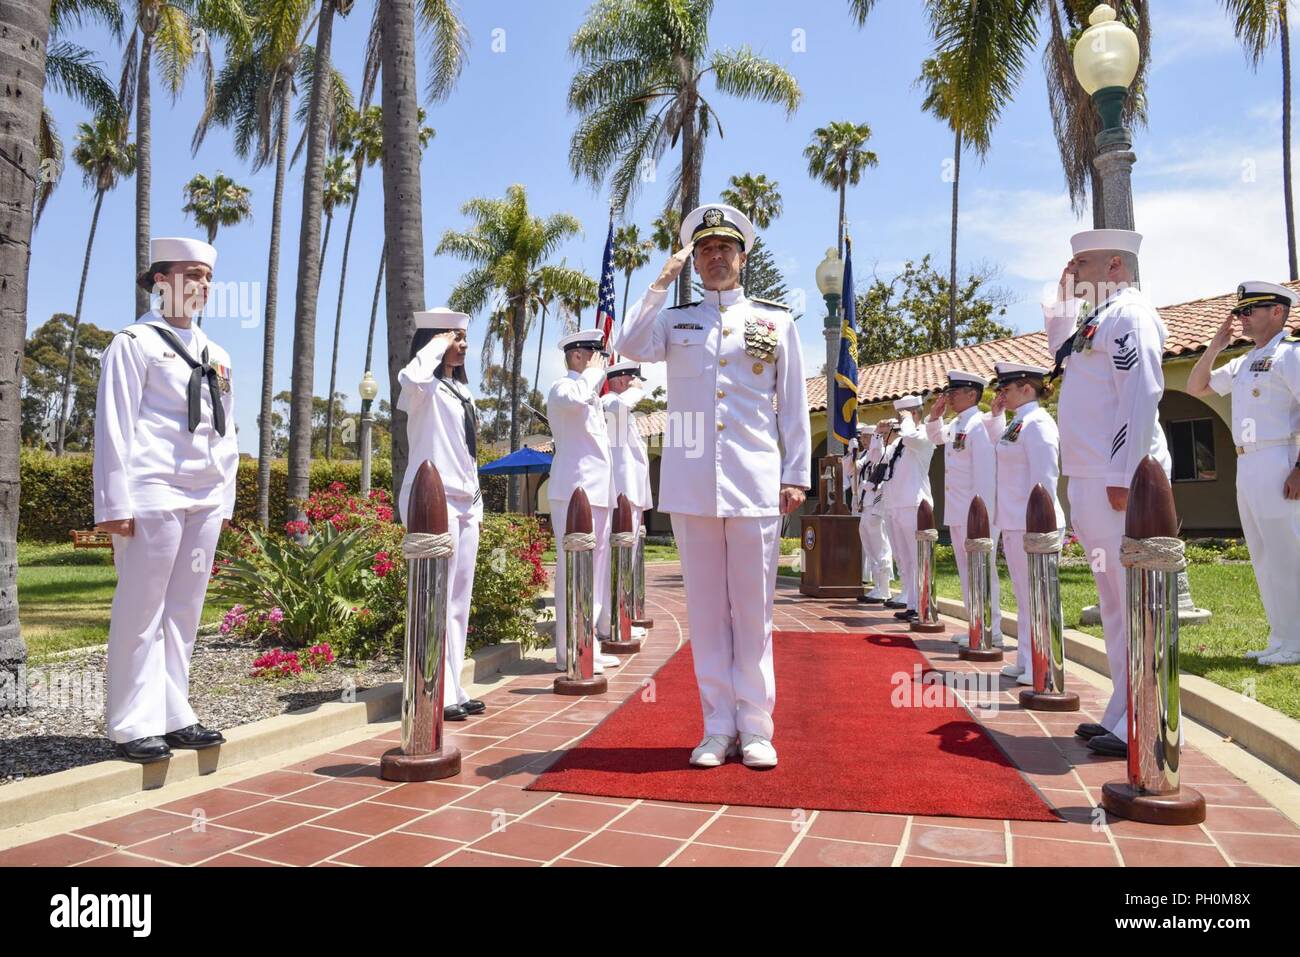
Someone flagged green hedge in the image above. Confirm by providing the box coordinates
[19,450,397,540]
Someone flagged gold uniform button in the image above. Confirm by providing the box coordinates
[719,358,728,367]
[722,328,731,336]
[1252,388,1261,397]
[752,362,764,374]
[717,390,726,398]
[717,422,726,432]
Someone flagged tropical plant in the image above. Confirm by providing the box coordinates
[651,207,682,254]
[378,0,468,520]
[55,113,136,457]
[567,0,801,305]
[611,224,653,320]
[720,171,782,289]
[1222,0,1298,277]
[181,170,251,243]
[804,121,878,259]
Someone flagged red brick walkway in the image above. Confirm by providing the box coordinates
[3,565,1299,867]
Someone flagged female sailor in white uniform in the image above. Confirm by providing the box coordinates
[94,237,237,763]
[397,308,486,721]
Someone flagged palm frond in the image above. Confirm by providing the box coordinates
[45,41,121,120]
[709,46,801,115]
[419,0,469,102]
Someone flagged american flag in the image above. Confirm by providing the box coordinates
[596,211,617,394]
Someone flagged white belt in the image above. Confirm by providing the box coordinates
[1235,437,1300,456]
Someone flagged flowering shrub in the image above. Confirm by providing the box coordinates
[249,642,336,679]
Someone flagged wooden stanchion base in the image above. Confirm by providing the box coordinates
[602,639,641,654]
[959,646,1004,662]
[1101,781,1206,826]
[380,746,462,782]
[631,618,655,628]
[554,675,608,696]
[1018,688,1080,712]
[909,620,946,633]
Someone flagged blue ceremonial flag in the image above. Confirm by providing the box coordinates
[831,237,859,445]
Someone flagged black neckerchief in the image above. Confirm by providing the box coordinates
[884,439,905,481]
[148,323,226,436]
[438,376,477,459]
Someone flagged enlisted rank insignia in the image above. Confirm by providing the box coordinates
[744,316,778,364]
[953,432,967,452]
[1000,421,1024,444]
[1113,331,1138,370]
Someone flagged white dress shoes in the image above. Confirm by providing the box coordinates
[739,733,778,769]
[1001,663,1025,677]
[689,734,738,768]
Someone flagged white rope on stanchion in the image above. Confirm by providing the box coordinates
[610,531,638,548]
[1023,530,1065,555]
[563,531,597,552]
[965,537,994,554]
[1120,536,1187,573]
[915,528,940,543]
[402,531,455,560]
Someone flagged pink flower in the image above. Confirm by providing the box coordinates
[267,607,284,624]
[284,520,309,536]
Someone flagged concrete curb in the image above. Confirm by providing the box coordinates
[0,642,522,832]
[936,596,1300,784]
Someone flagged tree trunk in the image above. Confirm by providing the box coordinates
[507,300,527,511]
[532,306,546,420]
[837,162,846,260]
[0,0,50,672]
[676,82,698,307]
[1283,4,1298,281]
[286,0,336,525]
[947,128,961,349]
[135,29,153,317]
[381,0,425,522]
[57,188,105,455]
[325,167,363,461]
[364,240,385,372]
[207,221,217,244]
[621,271,632,321]
[256,78,293,528]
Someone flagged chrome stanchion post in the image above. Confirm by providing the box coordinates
[1019,484,1079,711]
[381,461,462,782]
[1102,457,1205,825]
[604,494,642,654]
[911,501,945,634]
[631,517,654,628]
[959,495,1003,662]
[554,488,607,696]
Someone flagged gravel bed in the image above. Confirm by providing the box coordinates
[0,634,402,787]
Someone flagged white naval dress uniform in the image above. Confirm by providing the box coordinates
[94,313,238,744]
[547,366,614,669]
[616,284,810,738]
[397,337,482,707]
[928,407,1005,644]
[1046,288,1171,741]
[988,402,1065,683]
[857,435,895,599]
[599,385,655,636]
[1209,330,1300,658]
[882,414,935,611]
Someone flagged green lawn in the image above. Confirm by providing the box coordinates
[17,542,234,661]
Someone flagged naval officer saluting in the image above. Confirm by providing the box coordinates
[601,361,654,641]
[93,237,237,762]
[882,395,936,621]
[616,204,810,769]
[1188,281,1300,666]
[856,421,896,604]
[547,329,621,674]
[397,308,488,720]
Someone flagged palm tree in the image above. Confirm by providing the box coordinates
[319,153,354,263]
[651,207,682,254]
[181,170,251,243]
[530,261,597,417]
[804,121,878,259]
[720,171,782,289]
[56,114,137,457]
[1,0,52,673]
[919,0,1036,346]
[121,0,251,316]
[567,0,801,305]
[437,185,587,511]
[379,0,467,518]
[1222,0,1298,279]
[612,224,653,319]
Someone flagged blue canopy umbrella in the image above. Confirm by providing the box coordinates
[479,447,552,515]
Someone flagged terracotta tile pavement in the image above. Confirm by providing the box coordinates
[3,565,1299,868]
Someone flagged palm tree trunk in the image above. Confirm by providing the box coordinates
[256,80,293,528]
[533,306,546,415]
[364,240,385,372]
[56,188,105,456]
[622,270,632,321]
[837,162,846,260]
[207,222,217,244]
[507,300,527,511]
[0,0,50,673]
[319,211,333,271]
[135,30,153,317]
[286,0,337,525]
[325,168,363,461]
[947,128,961,349]
[1283,3,1298,281]
[676,84,698,307]
[381,0,426,521]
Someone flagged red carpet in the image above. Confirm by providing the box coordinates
[528,631,1057,821]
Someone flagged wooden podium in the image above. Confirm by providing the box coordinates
[799,455,863,599]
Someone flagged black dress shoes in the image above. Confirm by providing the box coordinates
[893,608,917,621]
[857,595,885,604]
[1087,732,1128,757]
[164,724,225,749]
[444,704,468,721]
[1074,722,1109,739]
[115,736,172,763]
[883,599,908,609]
[462,699,486,716]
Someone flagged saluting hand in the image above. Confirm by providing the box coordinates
[989,392,1006,417]
[97,518,135,538]
[1284,468,1300,501]
[928,394,947,421]
[1209,314,1238,355]
[650,242,695,292]
[586,350,607,372]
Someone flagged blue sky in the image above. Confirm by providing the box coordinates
[30,0,1291,450]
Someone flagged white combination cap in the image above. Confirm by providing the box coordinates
[680,203,755,253]
[994,361,1050,385]
[558,328,606,351]
[606,360,641,378]
[944,369,987,390]
[1232,280,1297,312]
